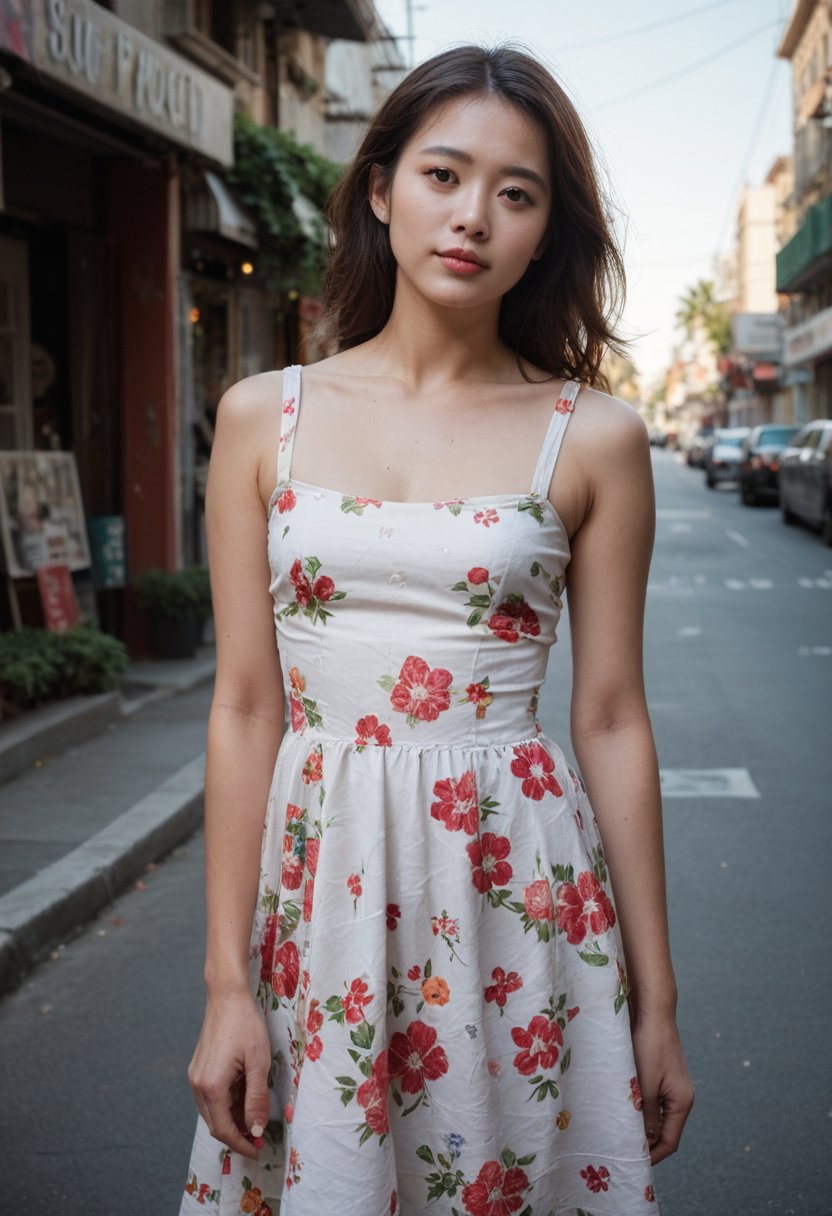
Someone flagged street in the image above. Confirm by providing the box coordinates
[0,448,829,1214]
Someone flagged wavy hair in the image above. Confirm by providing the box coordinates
[319,44,627,388]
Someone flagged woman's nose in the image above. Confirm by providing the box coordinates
[450,191,489,240]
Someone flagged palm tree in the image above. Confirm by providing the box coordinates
[675,279,731,355]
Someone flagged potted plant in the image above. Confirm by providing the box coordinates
[133,566,212,659]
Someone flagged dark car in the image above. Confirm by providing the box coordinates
[738,424,800,506]
[704,427,750,488]
[778,419,832,545]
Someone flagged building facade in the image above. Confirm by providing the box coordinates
[0,0,388,649]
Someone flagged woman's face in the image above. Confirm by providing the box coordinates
[370,92,551,315]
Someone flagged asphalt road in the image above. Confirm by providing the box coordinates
[0,449,829,1214]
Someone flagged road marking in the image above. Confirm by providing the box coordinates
[725,578,746,589]
[660,768,761,799]
[678,626,702,637]
[798,645,832,656]
[749,578,773,589]
[799,577,832,588]
[656,509,711,520]
[670,522,693,533]
[726,529,749,547]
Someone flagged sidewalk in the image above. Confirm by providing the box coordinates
[0,644,216,995]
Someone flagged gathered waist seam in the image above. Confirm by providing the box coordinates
[282,727,546,753]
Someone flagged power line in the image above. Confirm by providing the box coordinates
[553,0,748,54]
[597,18,781,108]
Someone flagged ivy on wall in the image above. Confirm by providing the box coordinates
[227,112,344,296]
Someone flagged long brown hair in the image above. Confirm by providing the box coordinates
[320,45,626,388]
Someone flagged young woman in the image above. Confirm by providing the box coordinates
[180,44,694,1216]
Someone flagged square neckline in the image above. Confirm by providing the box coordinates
[268,365,578,545]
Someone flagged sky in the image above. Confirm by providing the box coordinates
[373,0,797,394]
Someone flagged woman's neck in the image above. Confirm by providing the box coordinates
[360,275,520,392]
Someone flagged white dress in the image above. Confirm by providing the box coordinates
[180,366,659,1215]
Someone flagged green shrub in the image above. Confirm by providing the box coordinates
[133,567,212,623]
[0,624,128,712]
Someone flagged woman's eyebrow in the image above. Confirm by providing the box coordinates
[419,145,548,191]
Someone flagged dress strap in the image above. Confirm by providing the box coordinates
[530,379,581,499]
[276,364,302,487]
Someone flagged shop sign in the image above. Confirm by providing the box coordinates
[731,313,784,356]
[0,0,233,166]
[783,305,832,366]
[0,450,91,579]
[36,563,80,632]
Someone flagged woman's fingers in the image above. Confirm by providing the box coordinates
[199,1073,260,1160]
[649,1078,695,1165]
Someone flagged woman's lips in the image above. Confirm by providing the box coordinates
[436,249,487,274]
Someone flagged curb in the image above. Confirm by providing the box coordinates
[0,691,123,786]
[0,753,205,997]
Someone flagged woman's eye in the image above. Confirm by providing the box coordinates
[429,168,455,184]
[501,186,530,204]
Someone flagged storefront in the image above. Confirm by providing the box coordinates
[783,304,832,423]
[0,0,235,645]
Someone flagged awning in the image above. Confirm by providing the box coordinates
[275,0,378,42]
[185,171,257,248]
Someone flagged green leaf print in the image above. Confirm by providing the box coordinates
[350,1020,375,1050]
[335,1075,357,1087]
[416,1145,435,1165]
[466,608,485,627]
[378,674,396,692]
[518,495,545,524]
[560,1048,572,1073]
[516,1154,536,1167]
[578,945,610,967]
[500,1148,517,1168]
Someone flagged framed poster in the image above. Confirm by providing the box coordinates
[0,450,91,578]
[36,563,80,632]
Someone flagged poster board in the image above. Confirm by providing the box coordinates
[0,451,91,578]
[36,563,80,632]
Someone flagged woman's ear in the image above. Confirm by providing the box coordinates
[531,231,549,262]
[368,164,391,225]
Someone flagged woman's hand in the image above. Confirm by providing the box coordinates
[631,1011,695,1165]
[187,989,272,1160]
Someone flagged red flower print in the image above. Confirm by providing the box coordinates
[289,695,306,732]
[465,681,494,720]
[270,940,299,999]
[283,396,296,414]
[356,496,382,508]
[301,750,323,784]
[484,966,523,1009]
[487,1059,501,1077]
[355,714,393,748]
[581,1164,611,1194]
[341,977,374,1024]
[347,872,362,897]
[629,1076,643,1110]
[511,1014,563,1075]
[510,741,562,800]
[390,1189,397,1215]
[259,912,279,983]
[386,902,401,931]
[221,1151,231,1175]
[356,1049,389,1136]
[312,574,335,602]
[389,655,453,722]
[388,1020,449,1094]
[430,770,479,834]
[467,566,490,584]
[281,833,303,891]
[305,838,319,876]
[461,1159,529,1216]
[473,508,500,527]
[407,965,421,981]
[567,1005,580,1021]
[290,558,313,607]
[305,1035,323,1062]
[523,878,554,921]
[555,395,575,415]
[555,871,616,945]
[302,876,314,922]
[486,597,540,643]
[277,487,296,513]
[466,832,513,893]
[289,667,305,695]
[645,1184,657,1202]
[307,998,323,1034]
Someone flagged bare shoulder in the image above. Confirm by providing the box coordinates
[211,371,286,512]
[217,369,284,422]
[571,385,649,481]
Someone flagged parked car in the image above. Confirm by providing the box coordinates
[778,419,832,545]
[685,426,714,467]
[704,427,751,488]
[738,424,800,506]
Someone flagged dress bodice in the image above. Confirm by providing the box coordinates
[267,365,580,748]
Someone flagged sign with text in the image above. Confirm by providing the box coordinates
[0,450,91,578]
[36,562,80,632]
[0,0,233,165]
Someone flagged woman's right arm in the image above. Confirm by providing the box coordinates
[187,377,285,1161]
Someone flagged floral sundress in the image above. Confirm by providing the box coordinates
[180,366,659,1215]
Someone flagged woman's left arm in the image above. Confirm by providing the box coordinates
[563,399,695,1164]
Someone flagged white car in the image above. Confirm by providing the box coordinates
[704,427,751,488]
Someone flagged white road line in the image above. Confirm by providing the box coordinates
[670,522,693,533]
[749,578,773,589]
[656,509,711,520]
[726,529,749,547]
[799,578,815,587]
[817,578,832,589]
[725,578,746,590]
[798,645,832,656]
[660,768,761,799]
[677,626,702,637]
